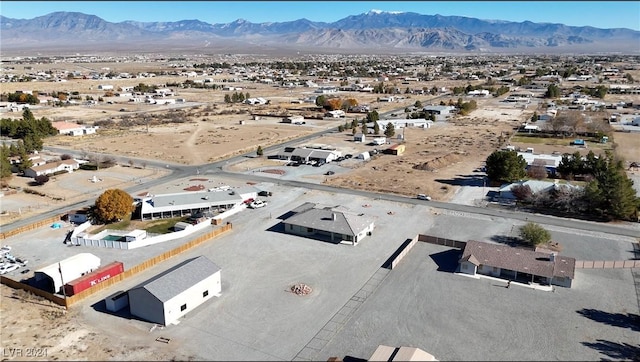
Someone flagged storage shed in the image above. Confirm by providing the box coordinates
[34,253,101,294]
[128,256,222,326]
[105,291,129,312]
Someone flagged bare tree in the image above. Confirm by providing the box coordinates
[527,162,549,180]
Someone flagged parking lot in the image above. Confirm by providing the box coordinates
[315,241,639,361]
[2,173,638,361]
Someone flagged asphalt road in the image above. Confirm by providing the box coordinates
[4,128,638,239]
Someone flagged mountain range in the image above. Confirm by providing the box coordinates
[1,10,639,54]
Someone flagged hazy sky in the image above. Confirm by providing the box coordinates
[2,1,639,31]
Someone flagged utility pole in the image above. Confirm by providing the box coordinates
[58,262,67,308]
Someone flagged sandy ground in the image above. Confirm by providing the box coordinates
[0,285,194,361]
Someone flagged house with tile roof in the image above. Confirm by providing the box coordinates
[128,256,221,326]
[458,240,576,288]
[282,203,375,245]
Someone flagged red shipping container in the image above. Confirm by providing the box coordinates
[63,261,124,296]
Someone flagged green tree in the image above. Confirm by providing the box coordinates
[578,151,640,220]
[485,150,527,183]
[366,110,380,123]
[373,121,380,135]
[17,148,32,173]
[315,95,327,108]
[361,123,368,135]
[414,100,423,108]
[352,127,357,135]
[0,145,12,179]
[530,112,538,123]
[519,222,551,246]
[384,122,395,138]
[256,145,263,157]
[94,189,135,223]
[338,124,345,132]
[545,84,561,98]
[224,94,231,103]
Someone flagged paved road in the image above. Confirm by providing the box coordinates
[4,130,638,238]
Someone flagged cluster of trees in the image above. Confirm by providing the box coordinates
[503,150,639,221]
[0,109,57,153]
[132,83,157,93]
[456,98,478,116]
[223,91,251,104]
[582,85,608,99]
[336,111,395,137]
[4,92,40,104]
[543,110,611,137]
[315,95,358,111]
[557,151,638,220]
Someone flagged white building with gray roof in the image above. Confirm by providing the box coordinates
[137,187,255,220]
[282,203,375,245]
[128,256,222,326]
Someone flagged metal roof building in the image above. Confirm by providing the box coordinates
[137,188,250,220]
[128,256,222,326]
[34,253,101,294]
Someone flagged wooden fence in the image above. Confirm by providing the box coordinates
[575,260,640,269]
[0,214,63,240]
[0,223,233,308]
[418,234,467,249]
[387,235,419,270]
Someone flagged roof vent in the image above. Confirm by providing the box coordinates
[332,213,336,221]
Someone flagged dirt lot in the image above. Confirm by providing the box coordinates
[0,285,191,361]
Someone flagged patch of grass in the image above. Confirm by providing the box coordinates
[511,134,614,151]
[144,216,190,234]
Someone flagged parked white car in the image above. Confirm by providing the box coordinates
[0,263,19,274]
[0,246,11,255]
[417,194,432,201]
[249,200,267,209]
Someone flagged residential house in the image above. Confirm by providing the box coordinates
[354,133,366,143]
[51,121,98,136]
[458,240,576,288]
[282,203,375,245]
[24,159,80,178]
[244,97,268,105]
[324,110,345,118]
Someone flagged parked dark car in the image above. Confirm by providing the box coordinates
[325,171,335,175]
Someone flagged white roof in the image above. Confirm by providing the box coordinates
[35,253,101,293]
